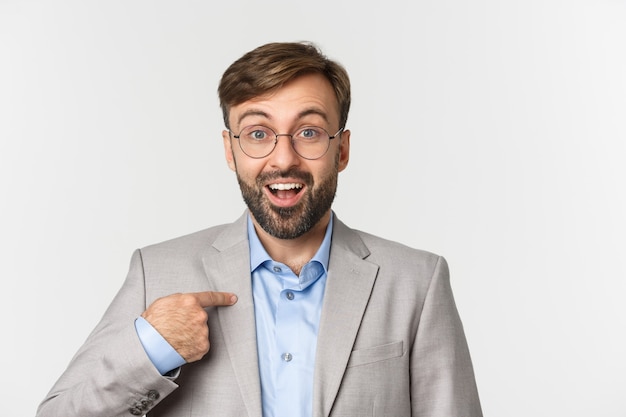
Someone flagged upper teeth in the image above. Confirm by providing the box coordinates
[269,183,303,191]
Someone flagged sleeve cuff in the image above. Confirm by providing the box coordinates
[135,316,186,375]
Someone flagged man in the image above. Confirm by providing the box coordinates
[37,41,482,417]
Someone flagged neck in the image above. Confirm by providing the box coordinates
[252,211,330,275]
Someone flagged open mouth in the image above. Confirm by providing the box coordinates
[267,182,304,199]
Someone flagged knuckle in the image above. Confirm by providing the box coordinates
[194,309,208,323]
[199,339,210,353]
[180,293,197,306]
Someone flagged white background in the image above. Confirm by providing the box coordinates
[1,1,625,416]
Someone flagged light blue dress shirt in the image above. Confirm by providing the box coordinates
[248,214,331,417]
[135,213,332,417]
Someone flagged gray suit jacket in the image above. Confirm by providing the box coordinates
[38,212,482,417]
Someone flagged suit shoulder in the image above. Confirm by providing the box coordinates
[344,227,449,300]
[139,223,231,257]
[352,229,443,268]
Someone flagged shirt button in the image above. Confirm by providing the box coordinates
[286,291,295,300]
[273,266,282,273]
[282,353,293,362]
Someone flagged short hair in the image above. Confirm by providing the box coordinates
[218,41,351,130]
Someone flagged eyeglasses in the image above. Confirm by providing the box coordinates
[229,125,343,160]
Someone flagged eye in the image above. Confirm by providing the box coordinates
[242,126,273,141]
[251,130,267,140]
[297,127,323,140]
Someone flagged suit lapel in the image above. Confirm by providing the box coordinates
[313,218,379,417]
[202,213,263,417]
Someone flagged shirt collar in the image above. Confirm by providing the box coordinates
[247,212,334,273]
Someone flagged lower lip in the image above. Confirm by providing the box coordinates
[264,186,305,208]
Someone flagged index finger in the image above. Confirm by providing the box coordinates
[192,291,238,307]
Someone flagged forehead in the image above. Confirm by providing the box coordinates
[229,73,339,129]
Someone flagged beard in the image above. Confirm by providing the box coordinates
[236,156,339,240]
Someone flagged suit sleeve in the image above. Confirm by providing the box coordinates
[36,249,180,417]
[411,256,483,417]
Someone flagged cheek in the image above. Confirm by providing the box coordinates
[315,153,340,179]
[234,158,266,182]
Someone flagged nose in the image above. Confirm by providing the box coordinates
[268,134,300,169]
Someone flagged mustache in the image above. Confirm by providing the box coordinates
[256,169,313,186]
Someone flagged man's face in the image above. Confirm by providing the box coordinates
[222,73,350,239]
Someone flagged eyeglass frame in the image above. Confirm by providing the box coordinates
[228,125,344,160]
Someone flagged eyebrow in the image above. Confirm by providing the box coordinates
[297,108,330,124]
[236,107,330,127]
[237,109,270,126]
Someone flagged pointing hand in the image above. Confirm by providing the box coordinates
[141,291,237,362]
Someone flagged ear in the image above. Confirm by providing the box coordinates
[337,129,350,172]
[222,130,237,172]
